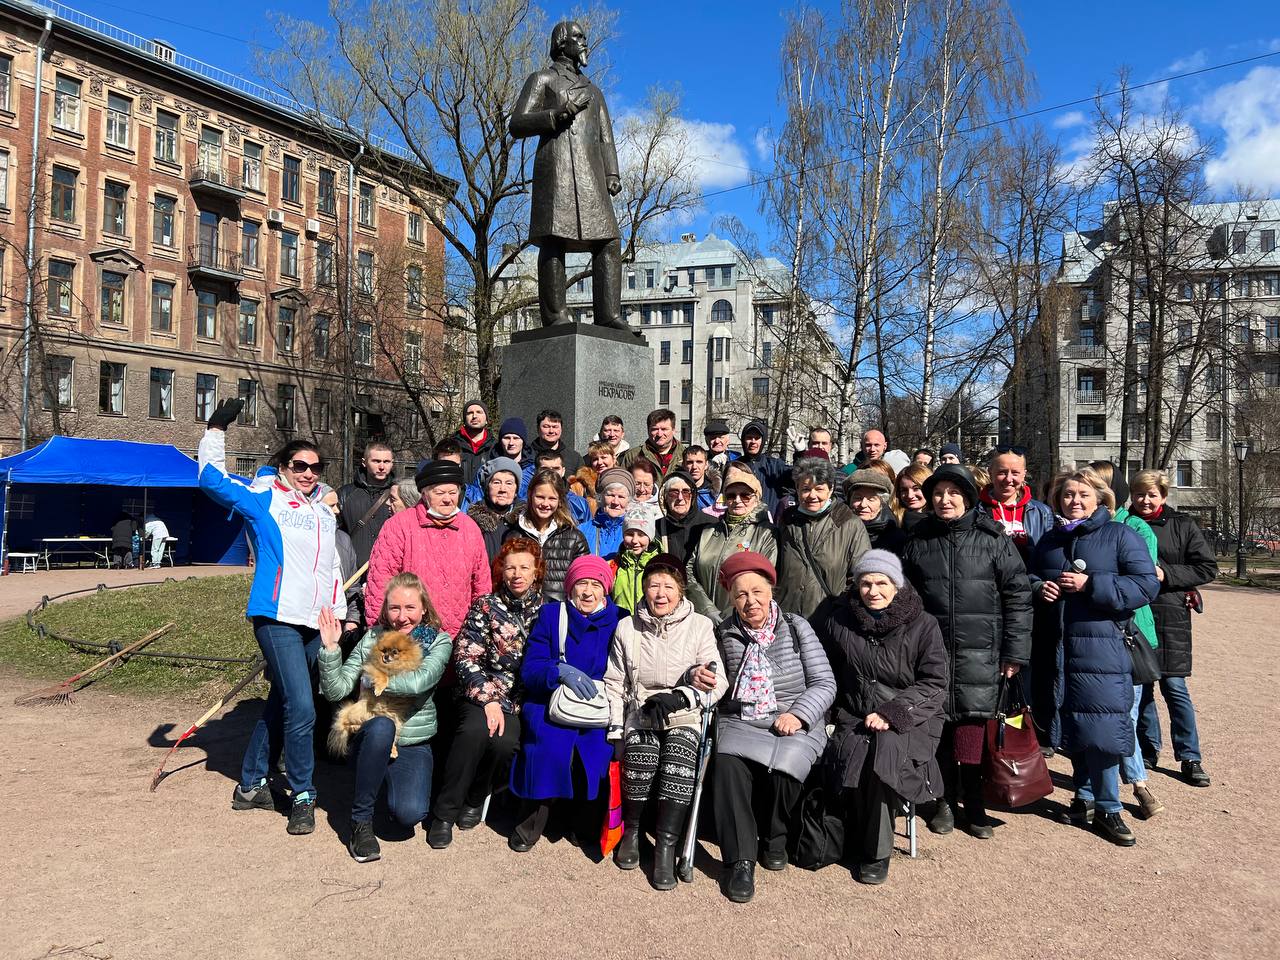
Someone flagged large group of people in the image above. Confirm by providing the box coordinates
[197,397,1219,901]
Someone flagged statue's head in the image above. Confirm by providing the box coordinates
[550,20,588,68]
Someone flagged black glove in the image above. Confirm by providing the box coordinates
[207,398,245,432]
[641,690,690,729]
[612,738,625,762]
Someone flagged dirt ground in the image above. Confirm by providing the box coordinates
[0,582,1276,960]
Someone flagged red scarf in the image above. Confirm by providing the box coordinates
[648,441,676,473]
[460,426,489,454]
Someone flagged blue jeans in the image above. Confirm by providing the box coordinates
[1137,677,1202,762]
[1071,748,1122,814]
[242,618,321,798]
[1120,685,1146,785]
[350,716,432,825]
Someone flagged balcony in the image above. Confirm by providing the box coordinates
[1062,341,1107,359]
[1074,389,1105,405]
[188,165,246,202]
[187,244,243,283]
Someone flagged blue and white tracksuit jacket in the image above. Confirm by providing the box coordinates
[198,430,346,628]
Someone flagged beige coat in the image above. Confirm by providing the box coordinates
[604,598,727,732]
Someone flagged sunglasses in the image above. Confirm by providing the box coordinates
[994,444,1027,456]
[724,489,756,502]
[287,458,324,475]
[667,489,692,500]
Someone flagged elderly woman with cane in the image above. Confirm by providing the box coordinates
[710,551,836,904]
[603,553,727,889]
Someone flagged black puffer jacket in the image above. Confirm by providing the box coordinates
[863,505,907,555]
[501,515,588,603]
[902,508,1033,720]
[1145,507,1217,677]
[337,469,395,568]
[656,507,717,563]
[815,583,948,803]
[456,428,499,486]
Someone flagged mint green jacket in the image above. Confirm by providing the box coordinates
[1114,508,1158,649]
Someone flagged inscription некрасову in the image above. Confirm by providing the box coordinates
[598,380,635,400]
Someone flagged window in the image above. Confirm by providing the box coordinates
[1175,414,1192,440]
[406,265,423,308]
[195,373,217,422]
[714,376,722,400]
[1267,317,1280,340]
[404,331,422,372]
[48,260,74,314]
[704,267,715,283]
[198,210,220,259]
[154,110,178,164]
[150,280,174,331]
[661,306,673,325]
[753,377,769,397]
[276,230,297,279]
[314,389,332,433]
[149,367,174,418]
[712,299,734,324]
[683,303,694,324]
[312,314,330,359]
[1135,320,1151,341]
[105,93,131,148]
[682,339,693,364]
[357,250,374,296]
[626,272,636,290]
[1206,411,1222,441]
[640,307,652,325]
[645,268,655,288]
[1262,274,1280,297]
[408,211,423,243]
[1176,460,1193,487]
[1232,230,1247,255]
[1207,277,1223,299]
[1202,460,1218,489]
[1262,230,1276,254]
[236,379,257,425]
[1266,358,1280,388]
[1127,414,1143,441]
[1077,415,1106,439]
[50,167,76,223]
[680,379,691,403]
[102,181,128,236]
[316,240,334,286]
[715,338,724,362]
[198,126,222,172]
[0,150,8,209]
[152,195,175,247]
[1236,320,1253,344]
[242,221,259,268]
[659,340,671,364]
[1177,320,1192,342]
[359,182,374,226]
[100,271,125,323]
[277,305,296,354]
[1176,365,1190,388]
[1079,323,1099,346]
[238,298,258,345]
[658,379,670,404]
[355,321,373,365]
[42,356,73,410]
[762,341,773,367]
[192,289,215,338]
[0,55,10,111]
[282,155,300,203]
[53,75,81,131]
[1206,364,1221,391]
[234,456,257,476]
[276,383,296,429]
[720,265,732,286]
[1179,281,1194,301]
[98,361,125,414]
[1234,275,1251,299]
[318,168,336,215]
[242,142,262,191]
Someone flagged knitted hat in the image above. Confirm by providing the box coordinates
[722,462,762,499]
[643,552,687,588]
[498,417,527,441]
[415,458,465,491]
[843,468,892,497]
[922,463,978,507]
[463,399,488,419]
[622,504,657,540]
[596,466,636,498]
[939,442,963,460]
[717,550,777,591]
[703,418,731,437]
[479,456,522,488]
[852,548,904,589]
[565,554,615,595]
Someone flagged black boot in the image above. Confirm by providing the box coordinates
[927,798,955,835]
[614,822,642,870]
[724,860,756,903]
[960,764,993,839]
[651,801,687,891]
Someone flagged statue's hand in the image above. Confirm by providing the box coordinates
[607,175,622,197]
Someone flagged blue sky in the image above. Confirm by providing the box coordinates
[73,0,1280,246]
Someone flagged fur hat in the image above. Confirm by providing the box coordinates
[717,550,777,591]
[565,554,615,595]
[852,548,905,589]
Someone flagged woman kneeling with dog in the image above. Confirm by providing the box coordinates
[319,572,453,863]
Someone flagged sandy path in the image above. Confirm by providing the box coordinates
[0,582,1276,960]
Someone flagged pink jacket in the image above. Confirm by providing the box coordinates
[364,503,492,637]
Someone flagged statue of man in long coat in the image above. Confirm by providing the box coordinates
[510,20,629,331]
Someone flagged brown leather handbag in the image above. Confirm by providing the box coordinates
[982,677,1053,809]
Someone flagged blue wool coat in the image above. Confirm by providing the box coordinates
[511,599,626,801]
[1029,508,1160,756]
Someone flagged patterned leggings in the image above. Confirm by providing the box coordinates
[622,726,701,807]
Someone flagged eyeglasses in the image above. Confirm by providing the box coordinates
[287,458,324,475]
[724,490,755,502]
[667,489,692,500]
[995,444,1027,456]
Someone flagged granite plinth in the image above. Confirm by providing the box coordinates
[499,324,655,455]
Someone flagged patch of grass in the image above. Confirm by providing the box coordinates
[0,575,268,700]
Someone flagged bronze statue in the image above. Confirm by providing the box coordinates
[510,21,629,331]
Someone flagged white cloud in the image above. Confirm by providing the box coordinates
[680,118,754,190]
[753,126,775,163]
[1201,65,1280,193]
[1052,110,1087,129]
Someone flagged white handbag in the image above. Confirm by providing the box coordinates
[546,602,609,729]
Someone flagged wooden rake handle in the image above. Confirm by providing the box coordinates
[65,622,176,684]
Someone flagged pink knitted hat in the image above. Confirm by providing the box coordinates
[565,553,616,595]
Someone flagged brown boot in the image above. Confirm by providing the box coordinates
[1134,785,1164,820]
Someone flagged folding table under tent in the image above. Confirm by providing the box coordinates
[0,436,248,569]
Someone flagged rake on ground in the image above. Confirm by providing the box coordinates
[148,658,267,791]
[13,622,176,706]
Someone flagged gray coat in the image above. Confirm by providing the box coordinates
[714,610,837,782]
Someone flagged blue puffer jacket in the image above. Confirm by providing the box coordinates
[1029,508,1160,756]
[578,507,625,558]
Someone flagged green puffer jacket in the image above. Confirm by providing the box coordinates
[685,505,778,624]
[318,625,453,745]
[776,501,872,618]
[1114,507,1158,649]
[611,546,659,615]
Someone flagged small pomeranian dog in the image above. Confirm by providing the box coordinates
[329,630,422,759]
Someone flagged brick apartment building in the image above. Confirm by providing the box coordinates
[0,0,453,481]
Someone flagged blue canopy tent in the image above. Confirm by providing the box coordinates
[0,437,248,567]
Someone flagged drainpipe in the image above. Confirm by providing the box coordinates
[20,17,53,451]
[342,145,364,483]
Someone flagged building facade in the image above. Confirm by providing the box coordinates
[0,0,451,480]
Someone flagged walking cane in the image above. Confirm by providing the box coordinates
[677,663,717,884]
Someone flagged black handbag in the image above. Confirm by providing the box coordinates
[787,761,845,871]
[1122,618,1162,685]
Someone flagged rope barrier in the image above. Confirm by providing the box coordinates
[23,576,260,666]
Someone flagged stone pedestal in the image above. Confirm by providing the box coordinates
[499,324,655,455]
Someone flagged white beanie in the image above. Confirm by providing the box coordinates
[622,504,657,540]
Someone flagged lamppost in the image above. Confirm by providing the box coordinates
[1234,439,1249,579]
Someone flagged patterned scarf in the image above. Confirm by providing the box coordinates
[733,600,780,720]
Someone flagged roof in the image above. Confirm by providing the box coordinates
[0,436,201,486]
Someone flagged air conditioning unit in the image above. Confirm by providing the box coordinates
[305,218,321,235]
[267,209,285,226]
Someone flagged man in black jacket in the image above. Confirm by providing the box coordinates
[529,408,583,473]
[455,400,499,486]
[337,441,397,571]
[737,419,791,516]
